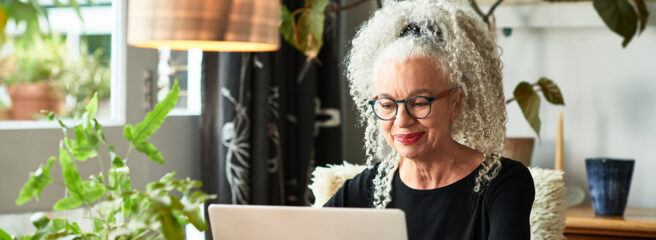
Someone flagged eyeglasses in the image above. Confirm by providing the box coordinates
[368,88,455,121]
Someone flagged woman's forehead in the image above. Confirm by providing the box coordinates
[375,57,449,95]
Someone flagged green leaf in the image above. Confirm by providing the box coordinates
[70,125,98,161]
[134,141,164,164]
[536,77,565,105]
[53,197,82,210]
[16,157,55,205]
[514,82,541,136]
[187,191,216,208]
[109,166,131,194]
[123,125,134,141]
[85,92,98,123]
[296,0,328,60]
[30,212,49,229]
[94,119,107,145]
[152,196,185,240]
[131,80,179,143]
[93,218,104,233]
[633,0,649,34]
[59,147,85,201]
[82,177,106,203]
[66,222,82,235]
[109,146,124,168]
[280,5,297,50]
[185,206,206,231]
[593,0,638,47]
[182,191,215,231]
[0,228,11,240]
[51,218,68,231]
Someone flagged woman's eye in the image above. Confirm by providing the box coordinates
[380,103,394,109]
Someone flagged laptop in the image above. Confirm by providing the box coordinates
[208,204,408,240]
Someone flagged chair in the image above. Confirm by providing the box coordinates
[309,162,566,240]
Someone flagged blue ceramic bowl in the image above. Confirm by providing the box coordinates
[585,158,635,216]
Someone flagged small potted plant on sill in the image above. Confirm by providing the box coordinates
[2,35,67,120]
[0,81,216,240]
[503,77,564,166]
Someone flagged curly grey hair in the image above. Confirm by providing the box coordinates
[346,0,507,208]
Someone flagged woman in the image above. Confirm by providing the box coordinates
[324,0,535,239]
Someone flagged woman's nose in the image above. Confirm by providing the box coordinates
[394,104,416,127]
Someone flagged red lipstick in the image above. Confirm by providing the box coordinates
[394,132,425,144]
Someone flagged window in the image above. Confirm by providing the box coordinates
[155,47,203,116]
[0,0,124,129]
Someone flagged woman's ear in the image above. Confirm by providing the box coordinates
[449,89,463,121]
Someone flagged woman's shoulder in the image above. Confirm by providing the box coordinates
[346,162,380,189]
[323,162,380,207]
[496,157,533,180]
[484,157,535,201]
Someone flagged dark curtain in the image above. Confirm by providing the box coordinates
[201,1,344,236]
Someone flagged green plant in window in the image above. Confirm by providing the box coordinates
[0,0,89,45]
[0,80,216,240]
[58,43,111,119]
[1,35,66,86]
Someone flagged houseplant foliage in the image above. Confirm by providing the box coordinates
[0,0,88,45]
[58,44,111,119]
[1,34,67,120]
[506,77,564,137]
[0,81,215,240]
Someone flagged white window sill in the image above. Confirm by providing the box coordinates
[0,119,125,131]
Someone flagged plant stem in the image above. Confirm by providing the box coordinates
[484,0,505,23]
[54,179,67,187]
[325,0,372,13]
[291,8,308,16]
[125,145,133,162]
[97,155,106,185]
[470,0,486,20]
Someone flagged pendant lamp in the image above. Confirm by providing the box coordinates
[127,0,280,52]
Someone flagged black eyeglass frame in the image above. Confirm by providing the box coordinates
[368,88,455,121]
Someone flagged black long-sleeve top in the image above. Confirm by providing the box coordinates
[324,157,535,240]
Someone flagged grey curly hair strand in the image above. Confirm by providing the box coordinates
[346,0,507,208]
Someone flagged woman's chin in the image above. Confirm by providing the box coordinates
[394,143,425,159]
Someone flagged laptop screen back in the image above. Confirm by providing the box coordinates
[208,204,408,240]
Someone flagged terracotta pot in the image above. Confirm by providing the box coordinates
[0,108,11,120]
[7,83,64,120]
[503,137,535,167]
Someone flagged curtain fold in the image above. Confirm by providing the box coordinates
[201,0,345,221]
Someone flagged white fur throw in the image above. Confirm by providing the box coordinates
[309,162,368,208]
[528,167,566,240]
[309,162,566,240]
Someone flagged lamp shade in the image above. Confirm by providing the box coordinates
[127,0,280,52]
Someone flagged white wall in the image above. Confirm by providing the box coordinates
[0,46,202,214]
[497,2,656,208]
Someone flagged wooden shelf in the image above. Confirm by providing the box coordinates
[565,205,656,239]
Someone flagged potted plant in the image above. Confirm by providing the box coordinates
[2,35,66,120]
[57,44,111,119]
[504,77,564,166]
[0,81,216,239]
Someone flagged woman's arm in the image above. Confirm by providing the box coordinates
[487,167,535,239]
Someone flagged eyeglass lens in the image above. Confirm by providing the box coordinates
[373,96,431,119]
